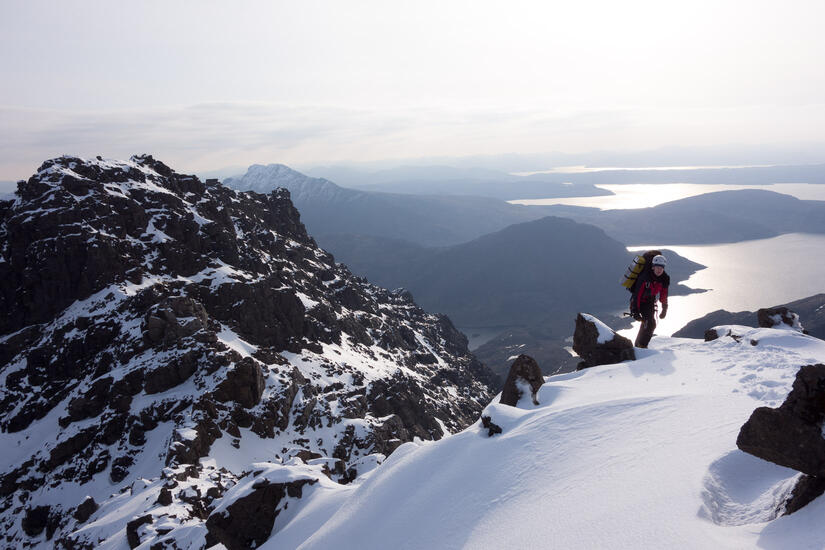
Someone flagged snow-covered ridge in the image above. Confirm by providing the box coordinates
[0,155,495,548]
[261,327,825,549]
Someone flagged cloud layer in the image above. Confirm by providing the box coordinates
[4,99,825,180]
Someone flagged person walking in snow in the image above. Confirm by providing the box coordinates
[631,254,670,348]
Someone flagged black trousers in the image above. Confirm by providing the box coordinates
[634,301,656,348]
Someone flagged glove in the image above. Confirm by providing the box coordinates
[633,312,643,321]
[659,305,667,319]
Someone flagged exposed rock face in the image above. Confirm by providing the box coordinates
[573,313,635,370]
[206,477,316,550]
[72,497,98,524]
[757,306,805,332]
[126,515,153,549]
[783,475,825,516]
[500,354,544,406]
[737,364,825,513]
[0,155,496,548]
[213,357,266,409]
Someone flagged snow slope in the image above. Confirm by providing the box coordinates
[264,326,825,549]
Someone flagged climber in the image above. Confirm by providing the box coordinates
[631,254,670,348]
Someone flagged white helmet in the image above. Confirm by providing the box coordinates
[651,255,667,267]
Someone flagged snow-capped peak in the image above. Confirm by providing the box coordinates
[224,163,346,202]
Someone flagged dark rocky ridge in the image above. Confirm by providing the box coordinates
[223,163,569,248]
[540,189,825,245]
[0,155,496,548]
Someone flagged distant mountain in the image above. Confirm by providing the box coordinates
[319,217,704,328]
[0,155,496,548]
[224,164,566,246]
[673,294,825,339]
[306,162,825,188]
[542,189,825,244]
[194,165,250,181]
[305,164,516,186]
[306,162,825,193]
[528,162,825,186]
[318,217,704,378]
[225,164,345,201]
[341,178,609,200]
[226,166,825,249]
[303,164,609,200]
[377,216,634,326]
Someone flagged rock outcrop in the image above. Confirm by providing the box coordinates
[206,476,316,550]
[0,155,496,548]
[704,326,759,344]
[705,311,810,344]
[480,415,503,436]
[674,294,825,340]
[499,354,544,406]
[757,306,805,332]
[737,363,825,514]
[573,313,635,370]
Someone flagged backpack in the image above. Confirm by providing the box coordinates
[620,249,662,293]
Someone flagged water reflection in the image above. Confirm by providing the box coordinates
[511,183,825,209]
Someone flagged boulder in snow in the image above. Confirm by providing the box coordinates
[737,364,825,513]
[126,514,153,549]
[757,307,806,333]
[573,313,635,370]
[481,415,503,436]
[737,364,825,476]
[736,406,825,476]
[206,474,317,550]
[72,496,98,524]
[705,326,758,345]
[704,328,722,342]
[499,354,543,406]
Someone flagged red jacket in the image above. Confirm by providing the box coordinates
[635,271,670,311]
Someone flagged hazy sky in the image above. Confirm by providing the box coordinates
[2,0,825,179]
